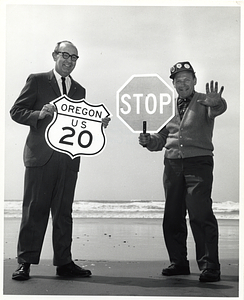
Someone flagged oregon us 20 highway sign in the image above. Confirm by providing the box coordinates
[45,95,111,158]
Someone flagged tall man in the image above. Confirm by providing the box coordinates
[10,40,110,280]
[139,61,227,282]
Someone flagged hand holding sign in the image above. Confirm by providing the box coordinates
[102,117,111,128]
[39,104,56,119]
[139,121,151,147]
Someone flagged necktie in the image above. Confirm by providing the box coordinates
[61,77,67,95]
[177,92,195,119]
[177,98,191,119]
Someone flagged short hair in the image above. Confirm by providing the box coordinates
[53,40,77,53]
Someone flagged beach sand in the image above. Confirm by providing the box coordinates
[3,218,240,298]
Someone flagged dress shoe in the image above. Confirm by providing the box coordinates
[199,269,221,282]
[162,264,190,276]
[12,263,30,280]
[56,261,92,278]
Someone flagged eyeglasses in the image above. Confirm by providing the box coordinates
[56,51,79,62]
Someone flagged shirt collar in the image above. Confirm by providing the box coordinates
[53,69,65,81]
[53,69,71,86]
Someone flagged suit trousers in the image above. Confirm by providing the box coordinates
[17,151,78,266]
[162,156,220,271]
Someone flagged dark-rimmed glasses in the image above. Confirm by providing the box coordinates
[56,51,79,62]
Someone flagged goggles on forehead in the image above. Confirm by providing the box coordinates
[170,61,195,79]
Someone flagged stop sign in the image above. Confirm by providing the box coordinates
[117,74,175,133]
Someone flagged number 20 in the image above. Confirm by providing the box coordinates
[59,127,93,148]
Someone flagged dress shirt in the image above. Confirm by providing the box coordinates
[53,69,71,95]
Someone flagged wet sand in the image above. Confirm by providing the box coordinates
[3,218,240,298]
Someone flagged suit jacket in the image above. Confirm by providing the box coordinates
[10,70,86,171]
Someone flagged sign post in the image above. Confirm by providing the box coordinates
[117,74,175,133]
[45,95,111,159]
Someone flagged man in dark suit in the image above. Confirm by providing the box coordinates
[10,40,110,280]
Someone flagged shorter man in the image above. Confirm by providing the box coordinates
[139,61,227,282]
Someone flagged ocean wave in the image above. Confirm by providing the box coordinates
[4,200,239,219]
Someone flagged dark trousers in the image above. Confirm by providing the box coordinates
[163,156,220,270]
[17,152,78,266]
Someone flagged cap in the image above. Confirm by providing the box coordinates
[170,61,195,79]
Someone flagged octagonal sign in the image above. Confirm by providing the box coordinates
[117,74,175,133]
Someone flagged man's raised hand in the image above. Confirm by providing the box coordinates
[197,80,224,107]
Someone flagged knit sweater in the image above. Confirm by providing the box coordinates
[147,91,227,158]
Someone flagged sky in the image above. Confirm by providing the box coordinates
[2,1,242,204]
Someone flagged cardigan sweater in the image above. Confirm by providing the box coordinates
[147,91,227,159]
